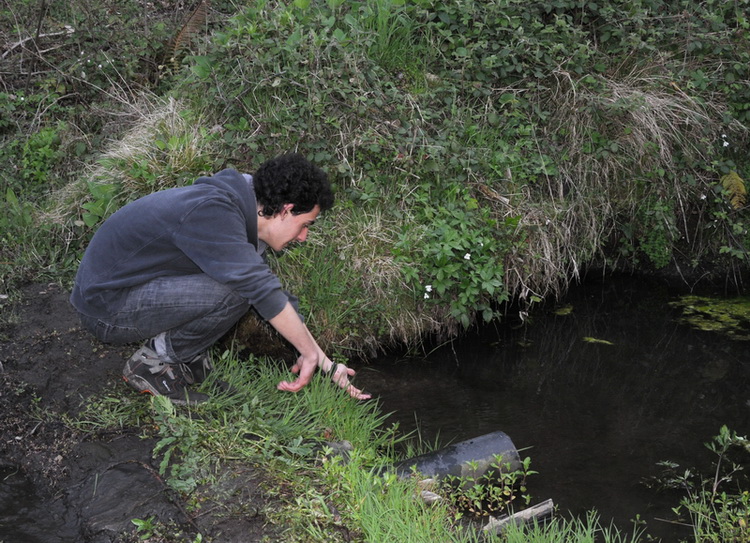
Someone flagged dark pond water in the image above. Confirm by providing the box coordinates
[360,274,750,542]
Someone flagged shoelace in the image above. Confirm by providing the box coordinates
[179,363,196,385]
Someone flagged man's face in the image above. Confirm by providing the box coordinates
[263,204,320,252]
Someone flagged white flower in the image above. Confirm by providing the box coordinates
[464,253,471,260]
[424,292,430,299]
[723,141,730,147]
[425,285,432,292]
[81,71,86,78]
[98,64,102,69]
[700,193,707,200]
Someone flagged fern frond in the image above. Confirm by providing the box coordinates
[162,0,209,71]
[721,171,747,210]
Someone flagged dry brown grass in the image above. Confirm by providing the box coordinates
[46,96,214,224]
[94,96,214,193]
[491,68,735,305]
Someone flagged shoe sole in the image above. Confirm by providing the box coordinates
[122,374,202,406]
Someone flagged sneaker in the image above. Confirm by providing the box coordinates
[122,346,209,405]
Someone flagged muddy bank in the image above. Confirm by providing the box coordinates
[0,283,276,542]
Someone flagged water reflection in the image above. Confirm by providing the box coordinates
[359,275,750,542]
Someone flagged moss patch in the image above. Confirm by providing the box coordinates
[670,295,750,340]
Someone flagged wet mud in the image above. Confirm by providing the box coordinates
[0,283,275,542]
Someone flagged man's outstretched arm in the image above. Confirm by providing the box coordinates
[269,302,371,400]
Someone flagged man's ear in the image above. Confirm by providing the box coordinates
[282,203,295,216]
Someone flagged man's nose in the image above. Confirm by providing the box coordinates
[296,229,308,242]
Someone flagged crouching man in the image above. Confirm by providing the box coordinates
[70,153,369,404]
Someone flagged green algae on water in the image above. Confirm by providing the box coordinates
[669,295,750,340]
[554,305,574,316]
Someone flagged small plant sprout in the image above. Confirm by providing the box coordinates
[440,454,536,518]
[131,516,156,539]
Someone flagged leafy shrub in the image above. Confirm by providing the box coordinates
[660,426,750,542]
[624,196,678,270]
[395,178,512,328]
[20,123,65,186]
[440,455,536,519]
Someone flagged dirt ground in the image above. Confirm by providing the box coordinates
[0,283,277,542]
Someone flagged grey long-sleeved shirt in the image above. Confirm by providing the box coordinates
[70,169,289,321]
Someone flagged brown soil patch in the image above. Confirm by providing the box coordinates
[0,283,277,542]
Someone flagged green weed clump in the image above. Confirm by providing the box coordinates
[655,426,750,543]
[500,511,645,543]
[440,455,536,519]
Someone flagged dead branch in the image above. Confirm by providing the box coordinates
[2,26,74,60]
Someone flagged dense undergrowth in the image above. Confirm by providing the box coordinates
[2,0,750,353]
[2,1,750,541]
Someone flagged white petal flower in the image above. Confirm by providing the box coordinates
[464,253,471,260]
[424,292,430,299]
[723,141,730,147]
[425,285,432,292]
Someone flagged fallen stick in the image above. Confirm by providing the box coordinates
[482,498,555,535]
[2,26,74,59]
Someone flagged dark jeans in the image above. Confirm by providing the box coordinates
[78,274,249,364]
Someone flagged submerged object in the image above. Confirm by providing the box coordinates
[394,430,521,480]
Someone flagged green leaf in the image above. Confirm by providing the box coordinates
[190,56,213,78]
[5,188,18,207]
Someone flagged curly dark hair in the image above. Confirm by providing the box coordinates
[254,153,334,217]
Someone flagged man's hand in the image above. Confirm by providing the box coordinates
[277,358,371,400]
[329,363,372,400]
[270,303,370,400]
[276,353,317,393]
